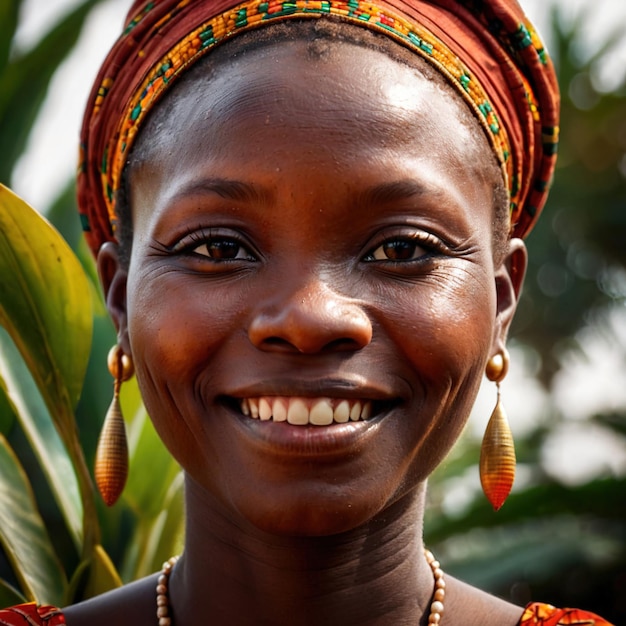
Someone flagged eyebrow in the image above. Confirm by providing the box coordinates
[357,180,439,208]
[171,178,273,205]
[170,177,439,211]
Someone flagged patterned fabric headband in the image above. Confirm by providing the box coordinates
[77,0,560,255]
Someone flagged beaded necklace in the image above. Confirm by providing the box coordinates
[156,549,445,624]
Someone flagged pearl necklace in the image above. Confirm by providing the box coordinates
[156,556,178,626]
[424,548,446,624]
[156,549,445,625]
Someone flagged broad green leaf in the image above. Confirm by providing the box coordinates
[145,472,185,575]
[0,1,20,76]
[0,578,26,608]
[46,179,104,309]
[0,184,91,445]
[65,544,122,604]
[123,472,184,581]
[0,185,99,556]
[0,433,66,605]
[125,402,181,520]
[81,544,122,599]
[0,373,16,435]
[65,557,90,606]
[0,328,82,551]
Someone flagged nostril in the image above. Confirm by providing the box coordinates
[263,336,296,350]
[258,336,361,353]
[322,338,365,353]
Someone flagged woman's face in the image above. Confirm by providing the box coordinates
[102,38,525,536]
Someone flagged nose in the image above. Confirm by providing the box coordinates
[248,280,373,354]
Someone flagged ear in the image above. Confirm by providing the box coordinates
[97,242,131,357]
[490,238,527,358]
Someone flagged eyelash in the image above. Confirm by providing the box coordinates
[362,231,445,264]
[169,227,446,267]
[172,228,256,262]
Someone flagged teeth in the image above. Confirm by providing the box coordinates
[259,398,272,421]
[273,398,287,422]
[309,398,333,426]
[361,402,372,420]
[287,399,309,425]
[238,397,374,425]
[334,400,350,423]
[350,401,361,422]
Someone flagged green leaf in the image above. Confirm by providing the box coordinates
[0,184,92,441]
[146,472,185,574]
[0,328,82,551]
[81,545,122,599]
[0,184,99,557]
[65,544,122,604]
[0,578,26,608]
[0,433,67,605]
[0,0,105,182]
[0,1,20,76]
[125,401,181,520]
[0,373,16,435]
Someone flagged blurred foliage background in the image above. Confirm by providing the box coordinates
[0,0,624,621]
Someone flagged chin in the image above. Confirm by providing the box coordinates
[230,486,390,538]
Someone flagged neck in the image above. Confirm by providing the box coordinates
[169,476,434,626]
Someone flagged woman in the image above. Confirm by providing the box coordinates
[0,0,612,624]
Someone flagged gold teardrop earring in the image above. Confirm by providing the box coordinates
[94,345,134,506]
[480,349,515,511]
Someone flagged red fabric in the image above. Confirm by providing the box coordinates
[77,0,559,255]
[520,602,614,626]
[0,603,65,625]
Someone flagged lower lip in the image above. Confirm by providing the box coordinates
[229,407,385,459]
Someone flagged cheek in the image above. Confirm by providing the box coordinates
[384,264,496,374]
[379,266,496,488]
[124,271,243,457]
[127,269,244,365]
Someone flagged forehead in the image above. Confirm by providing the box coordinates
[125,35,504,265]
[132,35,493,173]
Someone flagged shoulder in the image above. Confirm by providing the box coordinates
[519,602,614,626]
[442,577,614,626]
[0,603,65,625]
[0,577,156,626]
[443,576,525,625]
[62,574,159,626]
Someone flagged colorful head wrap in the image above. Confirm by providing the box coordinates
[77,0,559,256]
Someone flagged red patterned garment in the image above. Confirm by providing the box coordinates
[520,603,613,625]
[0,602,614,625]
[0,604,65,625]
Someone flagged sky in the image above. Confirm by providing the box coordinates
[9,0,626,496]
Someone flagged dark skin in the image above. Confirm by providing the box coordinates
[66,39,527,625]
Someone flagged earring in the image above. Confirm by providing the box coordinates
[94,345,133,506]
[480,350,515,511]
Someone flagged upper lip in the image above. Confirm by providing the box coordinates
[220,377,400,402]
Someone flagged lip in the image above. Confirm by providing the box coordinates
[218,379,401,458]
[221,377,399,402]
[225,401,390,459]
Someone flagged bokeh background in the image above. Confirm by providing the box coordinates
[1,0,625,621]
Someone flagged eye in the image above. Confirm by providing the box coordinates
[192,238,254,261]
[363,230,442,263]
[367,238,427,262]
[171,228,257,264]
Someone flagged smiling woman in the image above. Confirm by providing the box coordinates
[0,0,614,625]
[114,35,513,541]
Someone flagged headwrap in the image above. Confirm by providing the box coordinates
[77,0,560,256]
